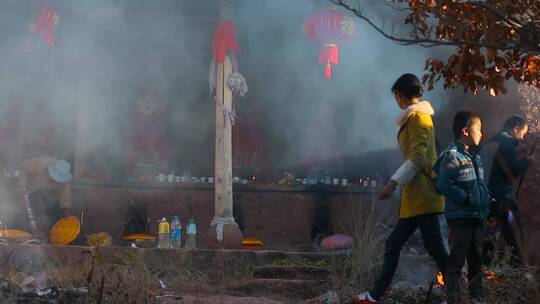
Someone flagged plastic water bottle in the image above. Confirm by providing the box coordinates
[158,218,170,249]
[170,216,182,249]
[167,171,175,183]
[185,218,197,250]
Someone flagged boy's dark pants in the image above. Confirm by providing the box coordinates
[484,199,525,267]
[446,222,484,304]
[501,208,525,266]
[369,213,448,301]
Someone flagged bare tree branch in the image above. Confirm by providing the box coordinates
[330,0,540,54]
[382,0,407,12]
[330,0,454,47]
[328,0,540,94]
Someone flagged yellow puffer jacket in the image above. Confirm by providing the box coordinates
[397,111,444,218]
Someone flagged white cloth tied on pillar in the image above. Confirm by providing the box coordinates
[216,99,237,126]
[211,216,237,242]
[226,72,248,97]
[209,58,217,94]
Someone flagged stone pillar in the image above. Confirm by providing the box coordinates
[210,54,242,249]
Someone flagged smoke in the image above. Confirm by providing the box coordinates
[234,0,522,177]
[0,0,523,191]
[0,2,526,293]
[0,1,216,177]
[234,0,447,176]
[0,1,217,228]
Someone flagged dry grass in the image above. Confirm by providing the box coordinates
[325,193,540,304]
[328,193,395,300]
[87,250,154,304]
[482,264,539,304]
[0,244,215,303]
[1,208,538,304]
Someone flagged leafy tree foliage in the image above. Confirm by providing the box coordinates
[332,0,540,95]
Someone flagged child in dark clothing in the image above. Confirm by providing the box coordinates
[434,112,491,304]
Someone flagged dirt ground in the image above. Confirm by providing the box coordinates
[151,294,301,304]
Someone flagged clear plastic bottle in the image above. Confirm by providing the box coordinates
[170,216,182,249]
[167,170,175,183]
[158,218,170,249]
[185,218,197,250]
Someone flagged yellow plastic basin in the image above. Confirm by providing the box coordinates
[49,216,81,245]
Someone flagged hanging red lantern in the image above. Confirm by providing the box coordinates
[304,8,356,80]
[28,3,59,47]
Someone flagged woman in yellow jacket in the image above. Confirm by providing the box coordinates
[354,74,448,304]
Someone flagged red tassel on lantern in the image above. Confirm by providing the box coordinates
[324,63,332,80]
[319,44,338,80]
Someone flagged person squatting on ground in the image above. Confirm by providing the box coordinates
[353,73,448,304]
[486,116,532,266]
[17,155,73,241]
[434,112,491,304]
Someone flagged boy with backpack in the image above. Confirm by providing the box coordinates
[434,111,491,304]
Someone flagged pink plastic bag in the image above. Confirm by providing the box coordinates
[321,234,353,250]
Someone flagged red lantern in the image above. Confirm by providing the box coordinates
[28,3,59,47]
[304,9,356,80]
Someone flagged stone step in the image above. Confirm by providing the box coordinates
[252,265,330,281]
[231,278,327,299]
[253,251,340,266]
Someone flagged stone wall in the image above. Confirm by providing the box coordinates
[70,181,388,251]
[3,172,538,263]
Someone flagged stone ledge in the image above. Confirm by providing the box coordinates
[71,178,381,194]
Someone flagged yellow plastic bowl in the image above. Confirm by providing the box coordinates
[49,216,81,245]
[122,234,156,241]
[241,237,263,246]
[0,229,32,240]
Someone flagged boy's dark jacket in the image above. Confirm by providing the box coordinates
[434,141,491,221]
[487,130,530,205]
